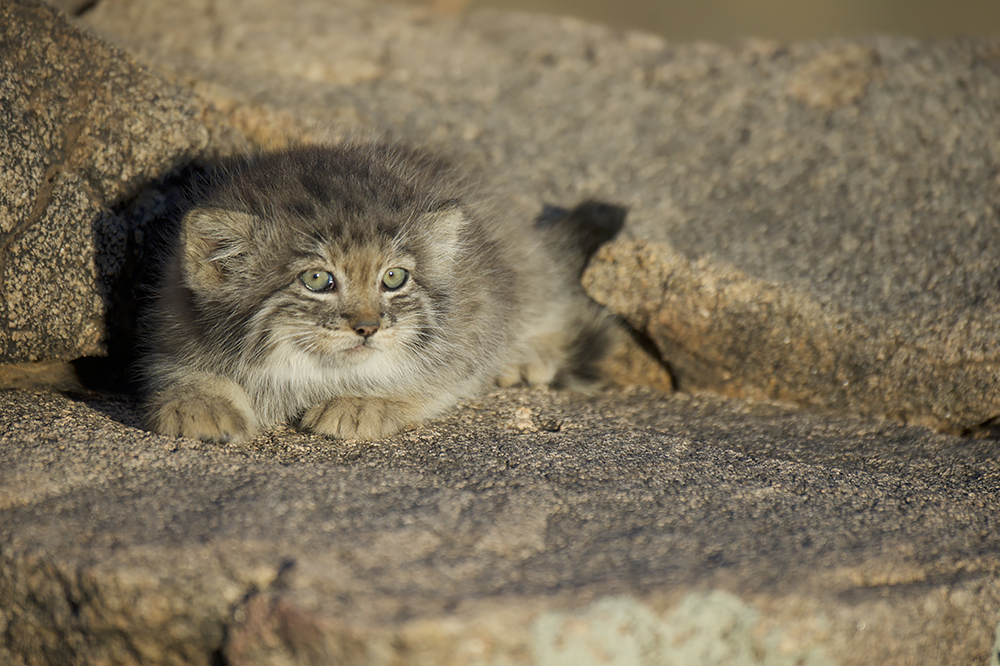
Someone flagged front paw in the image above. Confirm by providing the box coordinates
[146,377,257,444]
[300,397,408,440]
[497,346,562,388]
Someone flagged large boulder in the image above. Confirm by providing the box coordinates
[2,387,998,666]
[580,40,1000,434]
[0,0,235,365]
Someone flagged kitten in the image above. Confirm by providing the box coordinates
[143,143,622,443]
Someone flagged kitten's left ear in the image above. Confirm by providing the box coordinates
[419,200,468,264]
[180,207,257,291]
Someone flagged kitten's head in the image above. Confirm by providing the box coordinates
[176,146,476,386]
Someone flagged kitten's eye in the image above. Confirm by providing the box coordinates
[300,270,335,292]
[382,267,408,290]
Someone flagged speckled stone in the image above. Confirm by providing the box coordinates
[2,3,1000,664]
[0,0,222,363]
[1,387,998,665]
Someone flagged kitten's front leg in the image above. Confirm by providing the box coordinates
[497,330,567,387]
[300,397,415,440]
[146,372,258,444]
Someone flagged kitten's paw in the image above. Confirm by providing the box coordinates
[300,397,408,440]
[497,346,562,388]
[147,377,257,444]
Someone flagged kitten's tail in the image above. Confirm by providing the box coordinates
[536,199,628,392]
[534,200,627,277]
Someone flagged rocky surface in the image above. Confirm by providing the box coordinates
[0,0,240,365]
[2,387,999,666]
[0,0,999,664]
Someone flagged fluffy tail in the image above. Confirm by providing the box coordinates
[537,200,627,392]
[535,200,627,277]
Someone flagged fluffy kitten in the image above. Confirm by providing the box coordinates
[143,143,621,443]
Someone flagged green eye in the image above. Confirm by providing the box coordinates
[382,267,408,290]
[300,270,335,292]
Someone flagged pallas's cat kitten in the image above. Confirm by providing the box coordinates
[144,143,619,443]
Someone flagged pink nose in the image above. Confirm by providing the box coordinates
[353,320,380,338]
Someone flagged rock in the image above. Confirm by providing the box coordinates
[0,0,237,366]
[0,360,85,392]
[2,387,998,666]
[44,0,93,15]
[577,40,1000,434]
[1,1,999,665]
[81,0,1000,433]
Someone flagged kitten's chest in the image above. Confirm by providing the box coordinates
[241,340,404,417]
[240,345,341,414]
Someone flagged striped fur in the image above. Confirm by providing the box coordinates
[143,143,614,442]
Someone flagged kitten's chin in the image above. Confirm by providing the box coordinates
[337,341,378,361]
[345,343,374,355]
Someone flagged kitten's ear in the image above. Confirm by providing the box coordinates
[419,200,468,264]
[180,207,256,289]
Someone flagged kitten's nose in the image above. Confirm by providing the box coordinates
[352,318,380,338]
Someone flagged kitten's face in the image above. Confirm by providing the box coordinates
[180,203,465,391]
[178,146,474,388]
[264,239,426,373]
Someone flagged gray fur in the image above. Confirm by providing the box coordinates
[143,143,613,442]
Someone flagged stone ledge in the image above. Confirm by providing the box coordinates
[1,2,999,664]
[2,388,998,665]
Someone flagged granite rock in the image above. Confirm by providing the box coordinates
[0,0,237,365]
[2,387,998,666]
[1,2,999,665]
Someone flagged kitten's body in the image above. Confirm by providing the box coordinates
[144,144,618,443]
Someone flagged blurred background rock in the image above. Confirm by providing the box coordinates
[48,0,1000,40]
[50,0,1000,41]
[393,0,1000,41]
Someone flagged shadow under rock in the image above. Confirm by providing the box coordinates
[71,162,211,418]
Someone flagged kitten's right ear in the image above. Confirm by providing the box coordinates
[180,207,256,290]
[419,200,468,265]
